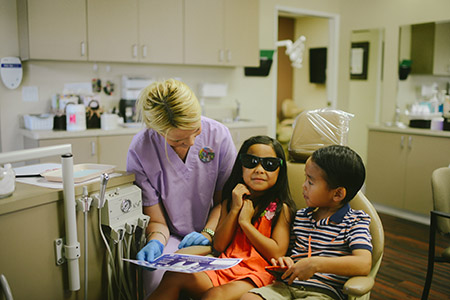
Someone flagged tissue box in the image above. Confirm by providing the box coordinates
[23,114,54,130]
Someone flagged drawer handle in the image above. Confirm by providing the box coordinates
[226,49,232,62]
[400,136,405,148]
[80,42,86,57]
[132,44,138,58]
[142,45,148,58]
[408,136,413,149]
[91,141,96,156]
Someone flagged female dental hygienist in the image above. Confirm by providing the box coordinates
[126,78,237,296]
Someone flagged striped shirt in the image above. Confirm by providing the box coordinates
[288,203,372,300]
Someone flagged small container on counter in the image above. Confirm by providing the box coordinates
[66,104,86,131]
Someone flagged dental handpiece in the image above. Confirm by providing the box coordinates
[98,173,110,208]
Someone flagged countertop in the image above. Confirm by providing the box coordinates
[0,172,135,216]
[368,124,450,138]
[20,120,268,140]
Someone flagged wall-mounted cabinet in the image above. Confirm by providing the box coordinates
[17,0,88,61]
[410,22,450,75]
[185,0,259,66]
[88,0,183,64]
[17,0,258,66]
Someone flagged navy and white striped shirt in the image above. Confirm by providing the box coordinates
[288,203,372,300]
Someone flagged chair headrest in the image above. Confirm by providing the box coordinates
[288,108,354,162]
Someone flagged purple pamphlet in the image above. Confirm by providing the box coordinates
[123,253,242,273]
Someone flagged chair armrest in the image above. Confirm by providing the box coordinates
[343,276,374,296]
[431,210,450,219]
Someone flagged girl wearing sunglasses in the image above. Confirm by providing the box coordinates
[149,135,297,300]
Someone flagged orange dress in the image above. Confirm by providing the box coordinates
[204,204,276,288]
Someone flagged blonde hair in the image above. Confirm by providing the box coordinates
[136,79,201,136]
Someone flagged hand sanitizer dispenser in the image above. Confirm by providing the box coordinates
[1,57,23,89]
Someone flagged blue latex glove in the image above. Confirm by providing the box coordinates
[137,240,164,262]
[178,231,210,249]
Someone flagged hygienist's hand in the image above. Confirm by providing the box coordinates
[137,239,164,262]
[178,231,210,249]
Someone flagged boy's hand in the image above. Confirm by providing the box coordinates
[282,257,318,285]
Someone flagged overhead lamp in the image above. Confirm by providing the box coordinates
[276,36,306,68]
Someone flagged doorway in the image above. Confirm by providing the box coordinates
[274,6,339,147]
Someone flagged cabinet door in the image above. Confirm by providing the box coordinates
[366,131,407,209]
[404,135,450,215]
[228,127,268,150]
[19,0,87,60]
[138,0,183,64]
[39,137,98,164]
[98,135,135,171]
[184,0,224,65]
[433,22,450,76]
[88,0,139,62]
[410,23,435,74]
[223,0,259,66]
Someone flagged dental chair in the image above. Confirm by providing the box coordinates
[287,162,384,300]
[286,108,384,300]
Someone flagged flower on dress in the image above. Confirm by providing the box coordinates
[261,201,278,220]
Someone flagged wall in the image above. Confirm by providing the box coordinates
[348,29,383,162]
[293,16,329,111]
[338,0,450,133]
[3,0,450,160]
[0,0,19,152]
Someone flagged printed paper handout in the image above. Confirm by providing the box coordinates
[123,253,242,273]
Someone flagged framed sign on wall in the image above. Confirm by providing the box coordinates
[350,42,369,80]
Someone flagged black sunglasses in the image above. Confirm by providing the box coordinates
[240,154,283,172]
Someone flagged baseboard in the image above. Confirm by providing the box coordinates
[373,203,429,225]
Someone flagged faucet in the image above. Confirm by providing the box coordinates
[234,99,240,122]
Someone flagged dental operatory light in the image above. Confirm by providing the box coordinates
[276,36,306,68]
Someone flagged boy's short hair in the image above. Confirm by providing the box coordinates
[311,145,365,203]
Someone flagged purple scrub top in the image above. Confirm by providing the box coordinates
[127,117,237,237]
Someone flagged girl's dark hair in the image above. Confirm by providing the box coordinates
[222,135,296,227]
[311,145,366,204]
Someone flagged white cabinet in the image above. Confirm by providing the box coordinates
[138,0,183,64]
[366,129,450,215]
[88,0,183,64]
[98,135,135,170]
[17,0,88,61]
[227,125,268,150]
[23,134,135,171]
[87,0,139,62]
[184,0,259,66]
[18,0,258,66]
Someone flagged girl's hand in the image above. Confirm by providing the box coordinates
[231,184,250,212]
[238,199,254,225]
[281,257,317,285]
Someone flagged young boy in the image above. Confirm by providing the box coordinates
[241,145,372,300]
